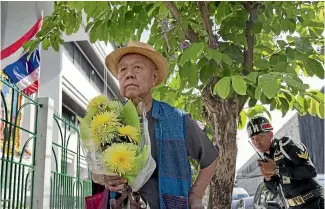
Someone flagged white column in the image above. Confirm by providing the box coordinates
[33,97,54,209]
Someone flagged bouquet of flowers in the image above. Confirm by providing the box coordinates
[78,95,156,207]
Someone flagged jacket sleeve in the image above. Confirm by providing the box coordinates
[264,175,280,194]
[278,137,317,180]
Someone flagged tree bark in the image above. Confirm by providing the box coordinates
[202,79,247,209]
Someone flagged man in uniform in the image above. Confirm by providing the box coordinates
[246,116,324,209]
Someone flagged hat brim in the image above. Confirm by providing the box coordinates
[105,46,168,87]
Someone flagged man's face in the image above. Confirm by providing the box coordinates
[117,54,158,99]
[251,132,273,153]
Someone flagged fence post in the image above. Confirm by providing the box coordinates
[33,97,54,209]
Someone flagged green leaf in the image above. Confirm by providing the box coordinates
[293,95,308,115]
[288,19,296,34]
[277,40,287,48]
[255,86,262,100]
[286,47,295,60]
[274,61,288,72]
[42,38,51,50]
[306,58,324,79]
[247,104,272,120]
[200,64,214,85]
[295,37,314,54]
[269,54,280,65]
[258,74,280,99]
[176,27,185,42]
[85,22,94,33]
[279,97,290,111]
[238,110,247,130]
[152,89,161,100]
[246,72,259,83]
[282,74,305,90]
[125,10,135,21]
[213,77,231,99]
[271,20,281,35]
[159,3,169,19]
[308,98,318,117]
[205,48,222,63]
[197,57,209,69]
[232,75,246,95]
[188,42,205,57]
[222,44,243,63]
[222,53,233,65]
[304,91,324,104]
[178,54,187,67]
[23,40,33,51]
[255,59,270,69]
[187,64,198,87]
[248,98,257,107]
[294,50,307,61]
[251,21,263,34]
[283,92,294,103]
[317,102,324,119]
[179,65,187,82]
[270,98,277,111]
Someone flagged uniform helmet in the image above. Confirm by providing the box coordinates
[246,116,273,138]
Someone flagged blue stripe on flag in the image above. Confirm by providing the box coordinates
[3,48,40,84]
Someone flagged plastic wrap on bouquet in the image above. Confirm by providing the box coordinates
[79,97,156,193]
[126,109,156,191]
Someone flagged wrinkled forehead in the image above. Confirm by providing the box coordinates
[118,53,156,69]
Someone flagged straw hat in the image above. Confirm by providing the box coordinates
[105,41,168,87]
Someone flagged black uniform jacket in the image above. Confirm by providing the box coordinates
[263,137,321,199]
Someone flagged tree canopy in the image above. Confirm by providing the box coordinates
[26,1,324,125]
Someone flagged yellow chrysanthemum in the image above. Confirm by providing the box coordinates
[107,100,123,116]
[90,111,120,144]
[102,143,136,174]
[118,125,140,144]
[87,95,109,116]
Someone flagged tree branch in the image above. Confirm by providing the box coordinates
[242,2,258,74]
[197,2,218,49]
[164,1,200,42]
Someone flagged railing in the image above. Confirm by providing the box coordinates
[1,76,92,208]
[50,114,92,209]
[1,78,40,209]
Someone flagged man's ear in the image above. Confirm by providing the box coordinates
[269,131,274,138]
[152,70,158,87]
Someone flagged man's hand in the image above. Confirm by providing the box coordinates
[189,192,204,209]
[259,158,276,174]
[92,173,127,192]
[257,158,276,180]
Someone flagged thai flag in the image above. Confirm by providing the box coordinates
[1,16,42,96]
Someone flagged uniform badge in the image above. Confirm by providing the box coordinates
[297,151,309,159]
[282,175,291,184]
[274,154,284,162]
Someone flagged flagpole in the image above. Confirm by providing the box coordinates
[34,10,43,101]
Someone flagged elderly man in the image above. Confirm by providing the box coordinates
[92,41,218,209]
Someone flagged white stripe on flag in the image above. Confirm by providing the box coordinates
[0,48,24,69]
[15,68,39,90]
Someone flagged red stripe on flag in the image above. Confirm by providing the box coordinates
[22,80,39,96]
[1,16,43,60]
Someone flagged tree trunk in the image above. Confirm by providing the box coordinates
[202,80,247,209]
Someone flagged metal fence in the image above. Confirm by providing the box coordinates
[50,114,92,209]
[1,78,40,209]
[1,77,92,208]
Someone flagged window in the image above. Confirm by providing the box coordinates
[62,105,76,126]
[63,41,117,100]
